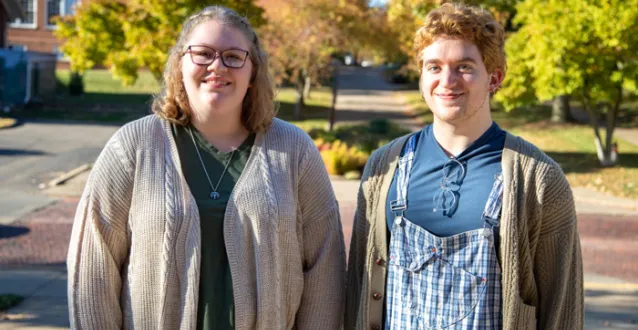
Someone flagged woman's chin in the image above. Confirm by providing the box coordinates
[192,101,242,118]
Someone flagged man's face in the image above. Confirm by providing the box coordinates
[419,38,501,126]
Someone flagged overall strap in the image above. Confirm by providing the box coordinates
[482,173,504,228]
[390,133,418,218]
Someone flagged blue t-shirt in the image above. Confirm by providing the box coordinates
[386,122,505,237]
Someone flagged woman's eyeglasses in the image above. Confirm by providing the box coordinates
[432,157,466,215]
[184,45,250,68]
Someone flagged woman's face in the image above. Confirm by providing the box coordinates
[181,19,253,122]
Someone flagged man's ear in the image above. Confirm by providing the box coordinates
[489,69,505,93]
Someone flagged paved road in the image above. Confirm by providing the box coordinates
[0,120,118,225]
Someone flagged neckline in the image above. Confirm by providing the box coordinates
[427,121,500,161]
[189,124,255,156]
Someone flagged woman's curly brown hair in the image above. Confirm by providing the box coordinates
[414,2,506,76]
[152,6,276,133]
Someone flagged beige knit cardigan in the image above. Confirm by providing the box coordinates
[345,132,584,330]
[67,115,346,329]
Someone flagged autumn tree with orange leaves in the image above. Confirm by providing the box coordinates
[259,0,376,119]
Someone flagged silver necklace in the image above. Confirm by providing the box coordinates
[188,126,236,200]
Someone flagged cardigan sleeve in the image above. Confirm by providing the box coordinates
[295,138,346,329]
[67,131,134,330]
[533,165,584,329]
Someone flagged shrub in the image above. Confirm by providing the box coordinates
[320,140,368,175]
[309,120,411,175]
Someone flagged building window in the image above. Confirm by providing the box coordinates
[47,0,61,26]
[47,0,78,28]
[9,0,37,28]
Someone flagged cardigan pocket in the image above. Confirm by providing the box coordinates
[513,294,537,330]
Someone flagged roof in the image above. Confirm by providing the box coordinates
[1,0,25,21]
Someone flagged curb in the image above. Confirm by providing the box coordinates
[40,163,92,190]
[584,282,638,293]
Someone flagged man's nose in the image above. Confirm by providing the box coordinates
[439,67,458,88]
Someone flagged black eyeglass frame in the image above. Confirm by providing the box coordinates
[183,45,250,69]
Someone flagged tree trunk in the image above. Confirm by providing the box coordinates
[303,75,312,100]
[582,94,606,164]
[598,84,623,167]
[551,95,573,123]
[69,71,84,96]
[328,64,339,132]
[581,82,618,167]
[294,77,305,121]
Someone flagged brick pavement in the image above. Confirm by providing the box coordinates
[0,198,77,267]
[578,214,638,282]
[1,196,637,284]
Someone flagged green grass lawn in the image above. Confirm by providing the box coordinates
[56,69,161,95]
[397,90,638,199]
[20,69,335,126]
[275,86,333,127]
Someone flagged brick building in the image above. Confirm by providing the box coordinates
[6,0,78,56]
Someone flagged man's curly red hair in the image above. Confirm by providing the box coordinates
[414,2,506,75]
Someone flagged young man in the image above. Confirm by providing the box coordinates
[345,3,583,330]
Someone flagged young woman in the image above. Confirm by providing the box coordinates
[67,6,345,329]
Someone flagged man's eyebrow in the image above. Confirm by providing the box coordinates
[423,57,479,65]
[457,57,479,64]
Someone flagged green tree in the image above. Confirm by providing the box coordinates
[496,0,638,166]
[54,0,265,85]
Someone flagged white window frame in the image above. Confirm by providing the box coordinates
[46,0,73,30]
[9,0,38,29]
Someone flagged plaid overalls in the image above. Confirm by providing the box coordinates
[385,134,503,329]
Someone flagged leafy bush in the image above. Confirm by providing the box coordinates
[320,140,368,175]
[308,119,410,154]
[310,119,411,176]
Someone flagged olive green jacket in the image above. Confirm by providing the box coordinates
[345,132,583,330]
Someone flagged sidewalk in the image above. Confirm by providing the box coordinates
[1,178,638,330]
[0,266,68,330]
[1,66,637,329]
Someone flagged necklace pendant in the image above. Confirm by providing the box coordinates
[210,191,220,200]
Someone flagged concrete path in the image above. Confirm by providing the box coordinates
[334,66,422,132]
[0,267,68,330]
[616,128,638,147]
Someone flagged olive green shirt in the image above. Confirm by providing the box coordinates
[172,123,255,330]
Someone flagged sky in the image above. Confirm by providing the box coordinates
[369,0,389,7]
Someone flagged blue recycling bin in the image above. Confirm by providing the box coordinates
[0,50,28,110]
[0,49,56,111]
